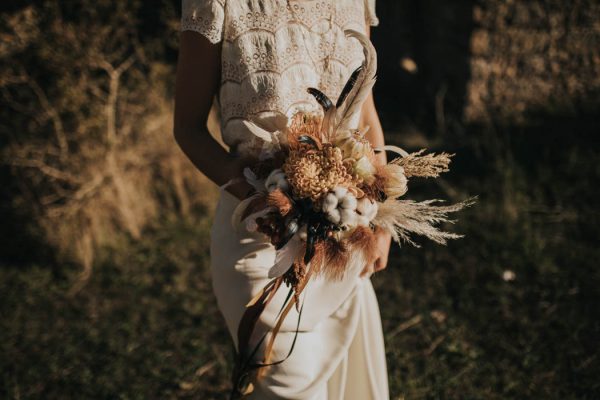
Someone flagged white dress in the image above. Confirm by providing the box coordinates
[181,1,389,398]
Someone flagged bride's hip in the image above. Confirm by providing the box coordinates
[209,189,367,334]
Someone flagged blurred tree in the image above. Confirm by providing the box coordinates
[0,1,214,285]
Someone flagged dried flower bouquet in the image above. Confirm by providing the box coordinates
[229,30,474,396]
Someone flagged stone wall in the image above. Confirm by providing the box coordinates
[466,0,600,124]
[372,0,600,129]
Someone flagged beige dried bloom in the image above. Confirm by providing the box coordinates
[380,164,408,198]
[334,130,376,161]
[283,144,354,203]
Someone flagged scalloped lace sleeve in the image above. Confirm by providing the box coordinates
[180,0,225,44]
[365,0,379,27]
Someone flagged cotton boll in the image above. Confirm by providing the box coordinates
[326,208,341,224]
[333,186,348,200]
[322,193,339,213]
[340,194,357,210]
[340,208,358,227]
[357,198,378,221]
[365,201,379,221]
[356,198,370,215]
[356,216,370,227]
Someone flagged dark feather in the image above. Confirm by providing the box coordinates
[307,88,333,111]
[336,30,378,130]
[277,218,300,250]
[321,107,336,142]
[303,224,318,264]
[336,65,364,108]
[298,135,320,148]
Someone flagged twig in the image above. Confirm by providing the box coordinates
[7,157,79,183]
[387,314,423,339]
[424,335,445,356]
[195,361,217,378]
[26,74,69,160]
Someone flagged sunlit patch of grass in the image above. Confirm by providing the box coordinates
[0,214,232,399]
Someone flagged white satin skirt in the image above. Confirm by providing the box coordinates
[210,190,389,399]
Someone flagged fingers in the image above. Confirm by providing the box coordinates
[361,256,388,278]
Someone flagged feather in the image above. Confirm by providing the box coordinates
[307,88,334,111]
[297,135,321,149]
[321,106,337,142]
[242,120,273,143]
[243,167,266,193]
[336,65,364,107]
[336,30,378,131]
[322,239,349,281]
[231,192,263,230]
[268,233,304,278]
[307,242,326,277]
[244,207,275,232]
[278,217,300,250]
[347,226,378,266]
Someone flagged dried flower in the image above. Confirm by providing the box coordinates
[391,149,452,178]
[267,189,293,216]
[334,130,376,160]
[287,112,324,149]
[379,164,408,198]
[353,156,377,184]
[283,144,354,203]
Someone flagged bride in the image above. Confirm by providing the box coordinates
[174,1,390,398]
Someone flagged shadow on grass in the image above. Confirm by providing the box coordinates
[1,114,599,398]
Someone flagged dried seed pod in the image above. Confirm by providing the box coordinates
[326,209,342,224]
[322,193,339,213]
[334,186,348,199]
[340,208,358,227]
[340,194,358,210]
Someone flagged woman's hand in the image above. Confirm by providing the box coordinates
[360,228,392,278]
[224,157,255,200]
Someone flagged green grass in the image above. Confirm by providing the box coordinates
[1,127,599,399]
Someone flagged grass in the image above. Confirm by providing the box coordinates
[1,124,599,399]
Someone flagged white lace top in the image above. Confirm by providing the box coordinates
[181,0,379,156]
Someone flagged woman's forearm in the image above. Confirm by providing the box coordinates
[360,92,387,166]
[173,126,249,197]
[360,26,386,167]
[174,32,252,200]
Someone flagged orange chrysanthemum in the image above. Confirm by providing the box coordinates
[283,143,354,203]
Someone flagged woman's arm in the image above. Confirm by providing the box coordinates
[360,92,386,167]
[173,31,252,200]
[360,26,386,168]
[358,26,392,276]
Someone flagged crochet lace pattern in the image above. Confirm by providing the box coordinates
[181,0,379,156]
